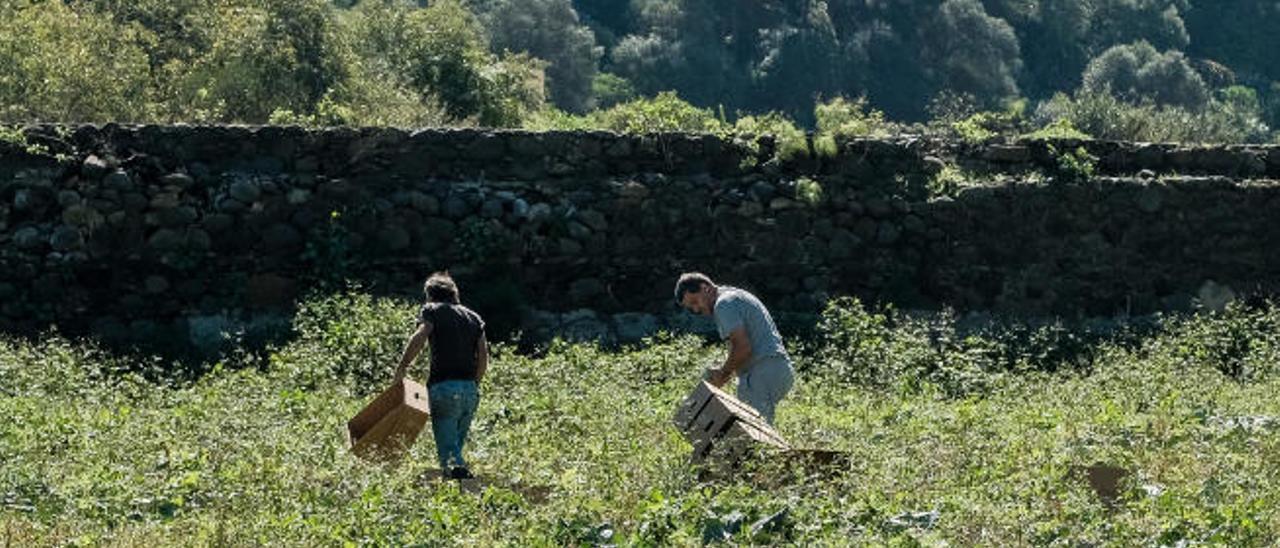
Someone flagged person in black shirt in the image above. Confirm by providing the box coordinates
[395,272,488,479]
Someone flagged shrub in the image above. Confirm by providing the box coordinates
[814,97,891,138]
[588,91,724,133]
[730,112,807,162]
[1047,143,1097,184]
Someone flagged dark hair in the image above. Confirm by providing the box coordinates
[424,271,460,304]
[674,272,713,304]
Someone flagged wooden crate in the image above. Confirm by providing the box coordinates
[674,381,789,463]
[348,378,431,461]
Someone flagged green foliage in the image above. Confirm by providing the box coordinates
[948,100,1030,143]
[1023,117,1092,140]
[344,0,545,128]
[928,164,975,198]
[795,177,824,206]
[453,218,514,266]
[590,72,637,110]
[1037,90,1271,144]
[1048,144,1098,184]
[0,1,154,122]
[6,291,1280,544]
[814,97,891,138]
[1168,302,1280,380]
[730,112,807,162]
[284,289,415,392]
[478,0,601,113]
[1082,41,1209,109]
[588,91,723,133]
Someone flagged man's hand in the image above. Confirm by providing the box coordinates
[707,366,732,387]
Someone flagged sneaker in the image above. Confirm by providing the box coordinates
[448,466,474,480]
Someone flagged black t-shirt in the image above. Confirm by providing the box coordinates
[419,302,486,386]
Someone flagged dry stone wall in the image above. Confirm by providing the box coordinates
[3,125,1280,351]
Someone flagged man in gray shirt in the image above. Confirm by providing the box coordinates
[674,272,795,424]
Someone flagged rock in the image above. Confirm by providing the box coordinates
[187,314,234,354]
[229,179,261,203]
[866,197,892,219]
[466,133,506,160]
[1197,280,1236,312]
[144,275,170,294]
[81,155,110,179]
[876,221,901,245]
[569,278,606,303]
[202,213,235,234]
[49,225,84,252]
[57,190,81,207]
[750,181,776,201]
[378,225,411,251]
[1138,169,1156,181]
[612,312,659,342]
[216,197,248,214]
[246,274,297,308]
[161,172,195,189]
[557,237,583,255]
[737,201,764,217]
[559,309,612,344]
[769,197,798,210]
[104,169,133,192]
[122,192,148,213]
[578,210,608,232]
[902,214,926,234]
[409,191,439,214]
[1136,186,1163,213]
[443,195,470,219]
[287,189,311,205]
[619,181,649,200]
[480,198,504,219]
[149,228,186,251]
[150,193,182,210]
[983,144,1031,163]
[261,223,303,251]
[567,221,592,240]
[156,206,198,228]
[510,198,529,218]
[187,228,212,251]
[62,204,104,228]
[13,226,42,250]
[528,203,553,223]
[922,156,946,176]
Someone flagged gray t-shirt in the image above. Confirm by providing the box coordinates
[714,286,788,369]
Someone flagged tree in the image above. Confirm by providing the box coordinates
[1082,41,1208,109]
[477,0,601,113]
[922,0,1022,109]
[0,1,153,122]
[343,0,544,127]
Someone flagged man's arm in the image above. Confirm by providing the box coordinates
[394,322,432,381]
[474,333,489,383]
[711,327,752,387]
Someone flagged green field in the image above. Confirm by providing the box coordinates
[3,292,1279,546]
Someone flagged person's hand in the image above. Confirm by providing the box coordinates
[707,367,732,387]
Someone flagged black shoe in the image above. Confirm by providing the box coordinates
[448,466,474,480]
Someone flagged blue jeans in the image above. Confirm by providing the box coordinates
[737,357,794,425]
[428,380,479,470]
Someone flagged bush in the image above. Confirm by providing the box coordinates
[1035,90,1270,144]
[730,112,807,162]
[588,91,724,133]
[1047,143,1097,184]
[814,97,891,138]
